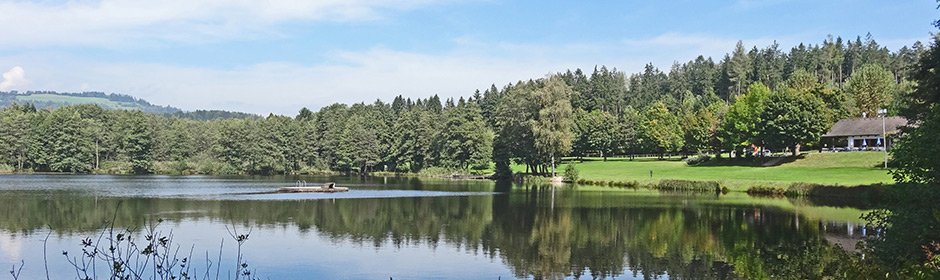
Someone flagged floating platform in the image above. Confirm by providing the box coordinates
[278,182,348,193]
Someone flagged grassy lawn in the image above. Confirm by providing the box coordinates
[552,189,868,223]
[547,152,893,191]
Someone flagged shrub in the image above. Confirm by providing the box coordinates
[98,160,133,174]
[153,160,191,175]
[419,166,465,177]
[656,179,721,192]
[746,186,787,196]
[785,182,824,197]
[684,154,712,166]
[563,164,579,183]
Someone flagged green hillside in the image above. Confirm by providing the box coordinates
[1,91,179,113]
[16,94,146,110]
[0,91,258,120]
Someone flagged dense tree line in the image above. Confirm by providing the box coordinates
[892,31,940,185]
[0,34,928,176]
[170,110,259,120]
[0,97,495,175]
[553,35,922,161]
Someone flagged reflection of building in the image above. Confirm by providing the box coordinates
[821,117,907,151]
[820,221,867,252]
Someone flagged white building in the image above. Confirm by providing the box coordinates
[821,117,908,150]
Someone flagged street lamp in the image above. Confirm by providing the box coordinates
[878,108,888,169]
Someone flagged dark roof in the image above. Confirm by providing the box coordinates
[823,117,908,137]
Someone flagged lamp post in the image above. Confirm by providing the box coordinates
[878,108,888,169]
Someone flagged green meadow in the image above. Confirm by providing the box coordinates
[546,151,893,191]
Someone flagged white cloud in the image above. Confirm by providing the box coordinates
[0,35,759,114]
[0,0,444,49]
[5,32,922,115]
[5,47,568,114]
[0,66,27,91]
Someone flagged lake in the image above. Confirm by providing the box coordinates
[0,175,873,279]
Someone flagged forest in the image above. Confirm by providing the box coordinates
[0,34,933,180]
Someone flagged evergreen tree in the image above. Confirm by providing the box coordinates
[390,108,438,172]
[314,104,349,169]
[893,33,940,184]
[437,101,493,170]
[296,107,314,121]
[726,41,752,99]
[587,66,627,114]
[338,114,382,173]
[561,69,591,111]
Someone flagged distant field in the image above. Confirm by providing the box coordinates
[16,94,140,110]
[532,152,894,191]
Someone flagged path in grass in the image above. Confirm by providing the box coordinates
[556,152,893,190]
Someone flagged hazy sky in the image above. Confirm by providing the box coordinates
[0,0,936,115]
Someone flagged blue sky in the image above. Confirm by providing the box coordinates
[0,0,936,114]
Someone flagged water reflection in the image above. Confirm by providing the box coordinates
[0,176,877,279]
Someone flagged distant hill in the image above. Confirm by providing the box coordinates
[0,91,258,120]
[0,91,180,113]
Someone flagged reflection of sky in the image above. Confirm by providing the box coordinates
[0,221,518,279]
[0,175,864,279]
[0,233,21,262]
[0,220,659,279]
[226,190,497,201]
[0,174,497,199]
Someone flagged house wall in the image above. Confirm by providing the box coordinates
[827,135,895,151]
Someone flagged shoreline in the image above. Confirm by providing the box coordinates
[1,170,891,201]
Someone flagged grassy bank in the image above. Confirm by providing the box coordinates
[552,152,893,192]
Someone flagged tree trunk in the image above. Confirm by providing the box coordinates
[793,144,801,156]
[95,139,100,170]
[551,155,556,177]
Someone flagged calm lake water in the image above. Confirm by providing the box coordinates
[0,175,872,279]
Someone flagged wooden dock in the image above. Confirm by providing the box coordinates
[278,182,349,193]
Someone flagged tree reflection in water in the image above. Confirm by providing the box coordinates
[0,184,936,279]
